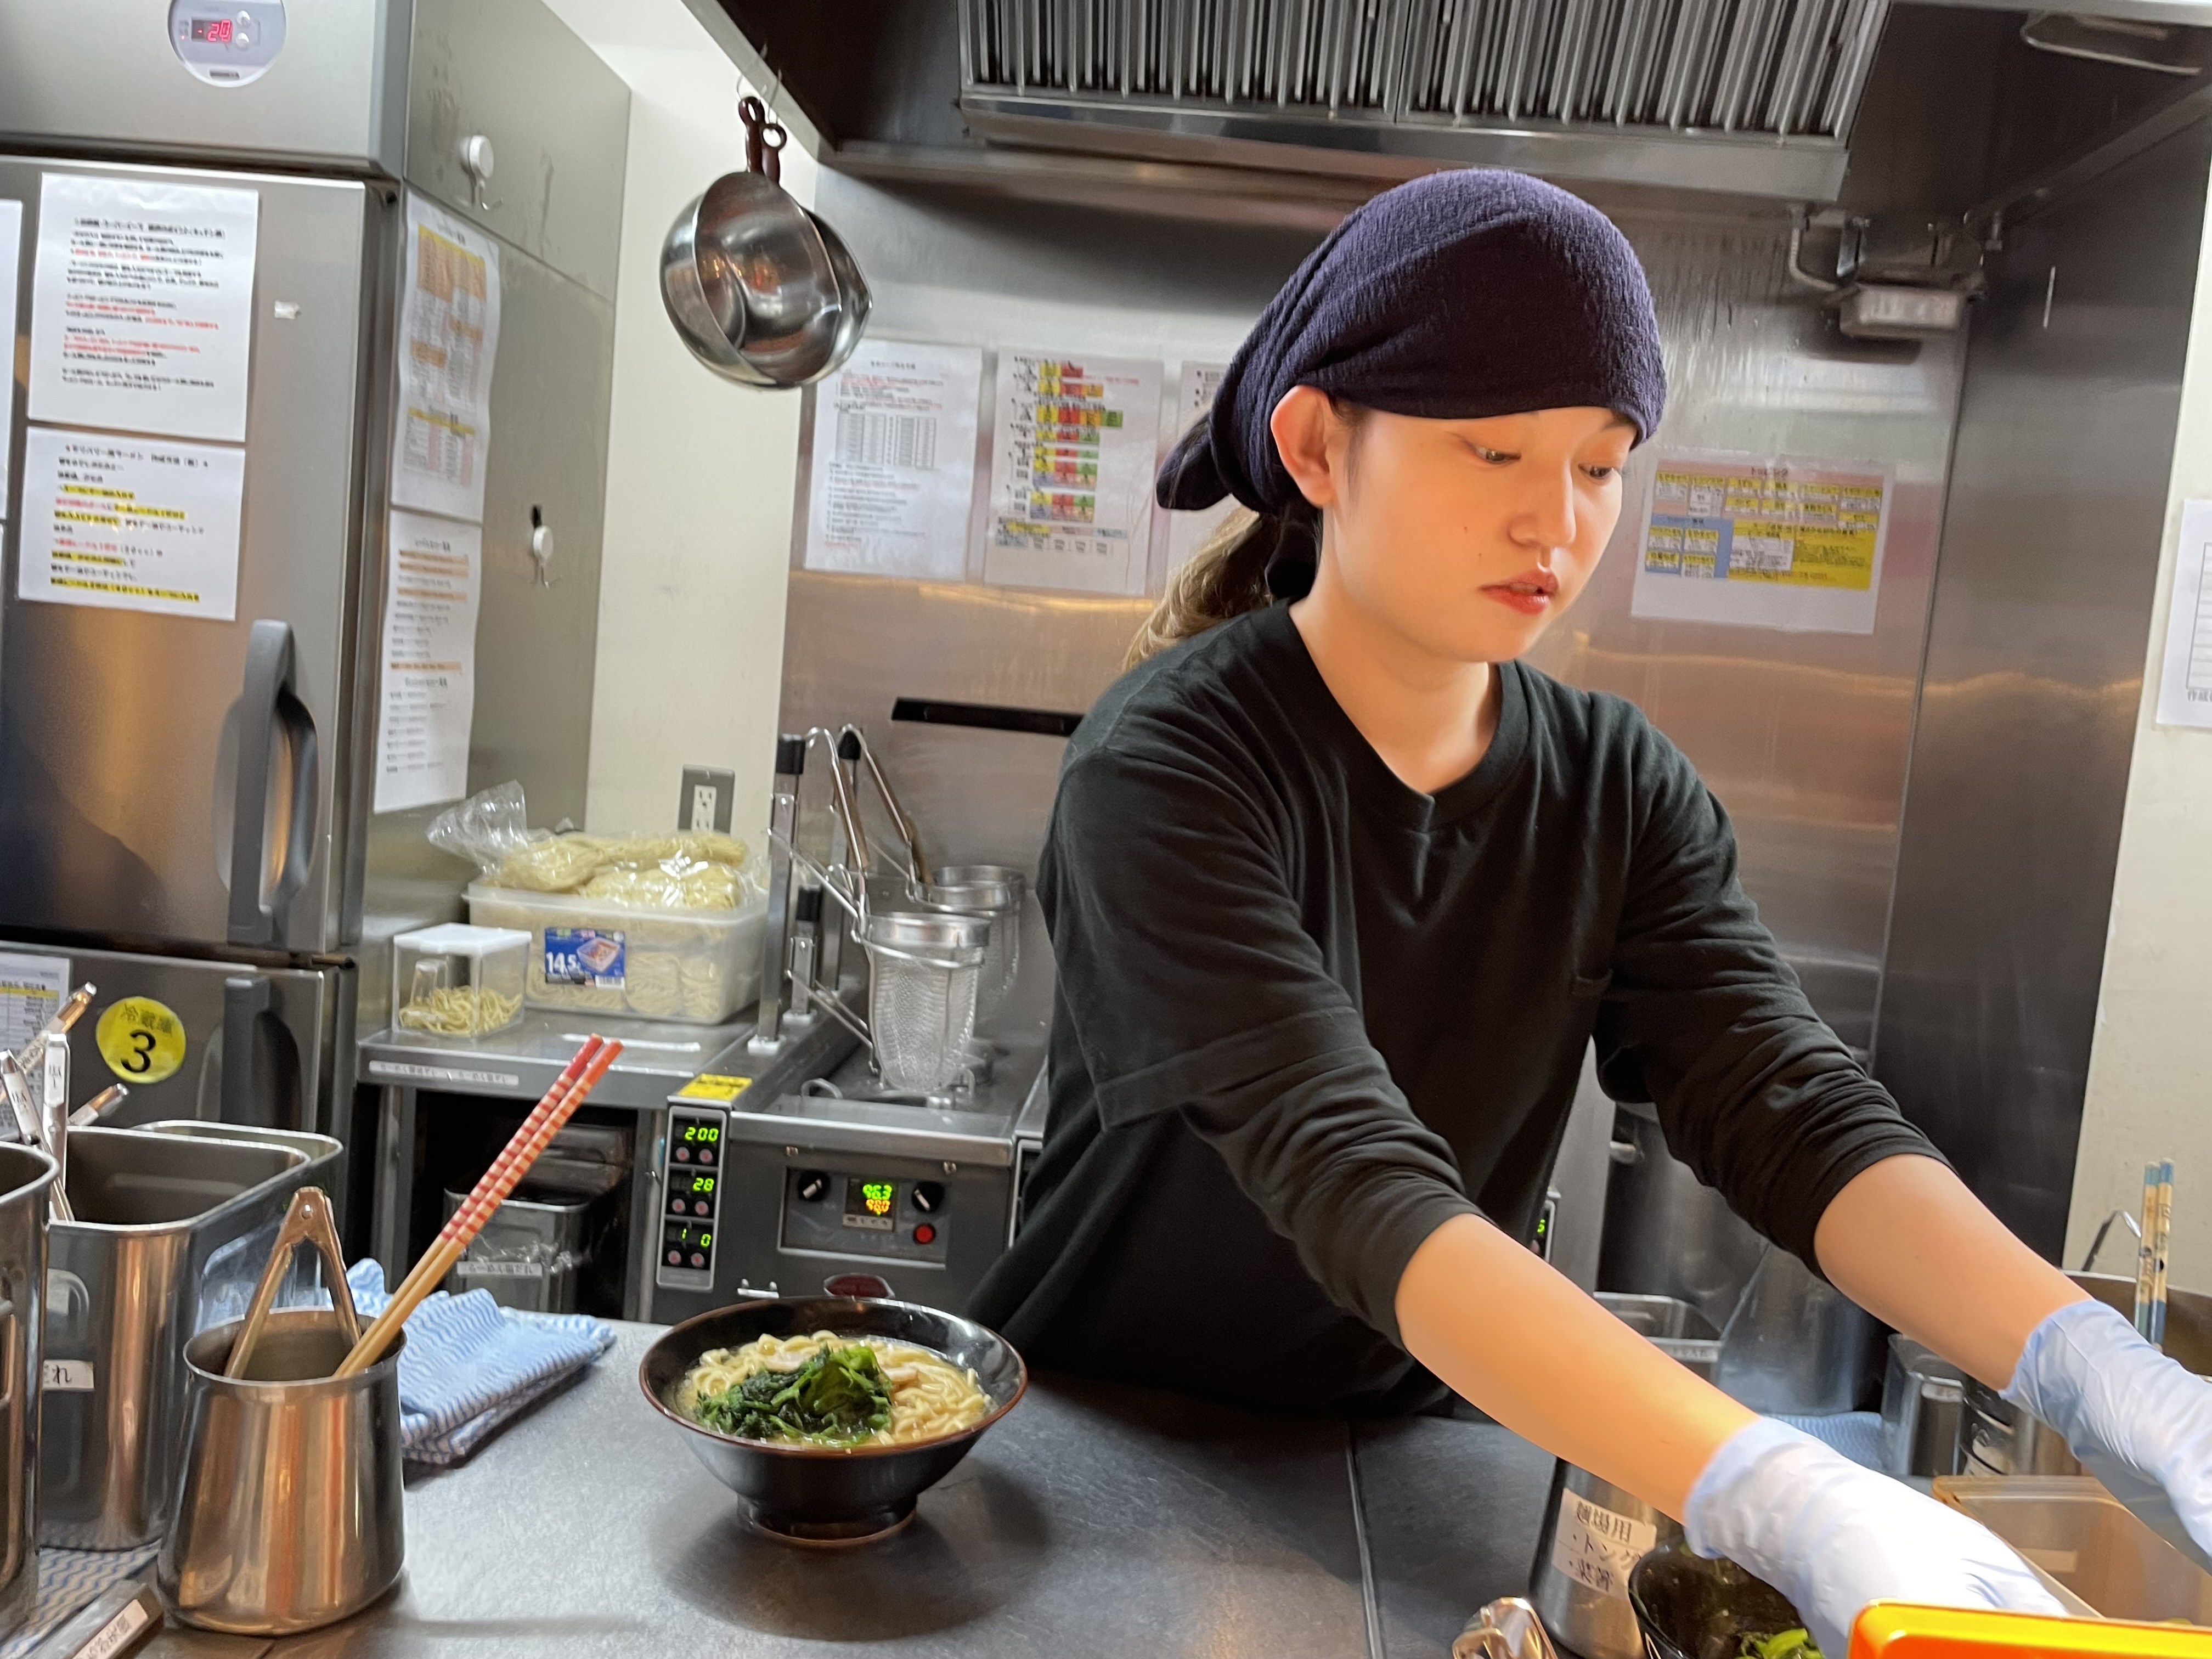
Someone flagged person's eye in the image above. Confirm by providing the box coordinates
[1582,464,1619,482]
[1471,445,1518,465]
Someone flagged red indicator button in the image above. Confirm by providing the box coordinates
[675,1146,690,1161]
[699,1148,714,1165]
[913,1223,937,1246]
[665,1249,682,1266]
[690,1252,707,1268]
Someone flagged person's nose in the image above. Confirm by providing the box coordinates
[1511,464,1578,559]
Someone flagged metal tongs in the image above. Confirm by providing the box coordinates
[225,1186,360,1380]
[0,986,100,1222]
[1454,1599,1563,1659]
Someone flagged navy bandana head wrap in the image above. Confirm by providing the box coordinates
[1156,169,1667,526]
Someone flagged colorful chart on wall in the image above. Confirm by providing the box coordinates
[980,349,1160,596]
[1628,451,1892,635]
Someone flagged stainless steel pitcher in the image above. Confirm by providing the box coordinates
[159,1312,406,1635]
[0,1143,54,1639]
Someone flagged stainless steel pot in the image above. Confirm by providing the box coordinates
[659,171,853,388]
[1530,1462,1684,1659]
[0,1144,55,1639]
[160,1312,406,1635]
[1709,1243,1882,1415]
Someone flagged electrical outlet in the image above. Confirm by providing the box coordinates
[678,766,735,834]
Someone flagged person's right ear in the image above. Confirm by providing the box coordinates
[1269,386,1342,511]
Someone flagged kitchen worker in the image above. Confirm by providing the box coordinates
[969,169,2212,1654]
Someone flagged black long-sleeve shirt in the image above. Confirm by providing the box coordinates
[968,602,1937,1411]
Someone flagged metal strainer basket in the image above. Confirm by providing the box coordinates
[910,865,1024,1022]
[856,911,986,1092]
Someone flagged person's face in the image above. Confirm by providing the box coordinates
[1271,390,1636,664]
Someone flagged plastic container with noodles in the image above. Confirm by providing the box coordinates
[390,924,529,1040]
[466,883,766,1025]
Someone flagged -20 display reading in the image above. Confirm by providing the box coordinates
[191,16,234,40]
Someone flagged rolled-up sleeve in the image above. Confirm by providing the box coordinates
[1593,728,1943,1269]
[1043,747,1478,1341]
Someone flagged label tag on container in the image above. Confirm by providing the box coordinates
[94,996,187,1085]
[1549,1494,1657,1600]
[676,1074,750,1101]
[544,928,624,989]
[43,1358,94,1392]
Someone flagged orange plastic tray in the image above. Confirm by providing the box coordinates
[1853,1603,2212,1659]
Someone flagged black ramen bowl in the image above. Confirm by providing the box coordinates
[639,1296,1027,1545]
[1629,1540,1809,1659]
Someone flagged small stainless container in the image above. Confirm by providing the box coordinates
[41,1126,331,1547]
[1880,1335,1965,1479]
[160,1312,407,1635]
[1934,1475,2212,1622]
[0,1145,56,1640]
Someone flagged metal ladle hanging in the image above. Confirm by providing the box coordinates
[658,88,870,388]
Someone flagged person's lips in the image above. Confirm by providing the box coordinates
[1481,569,1560,616]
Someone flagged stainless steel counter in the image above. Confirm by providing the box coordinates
[142,1323,1555,1659]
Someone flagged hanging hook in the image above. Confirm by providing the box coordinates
[738,93,787,184]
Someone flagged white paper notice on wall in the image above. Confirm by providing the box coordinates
[392,195,500,524]
[0,200,20,506]
[374,510,483,813]
[1629,451,1893,635]
[981,349,1161,596]
[803,340,983,581]
[27,173,259,444]
[0,952,67,1054]
[1154,360,1234,588]
[2154,498,2212,729]
[18,426,245,620]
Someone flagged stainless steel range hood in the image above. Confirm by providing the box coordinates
[955,0,1893,199]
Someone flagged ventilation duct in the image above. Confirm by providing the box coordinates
[958,0,1894,199]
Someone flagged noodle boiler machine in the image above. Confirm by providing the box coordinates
[362,725,1054,1323]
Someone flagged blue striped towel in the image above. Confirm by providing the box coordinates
[345,1261,614,1467]
[0,1545,159,1659]
[1771,1409,1884,1470]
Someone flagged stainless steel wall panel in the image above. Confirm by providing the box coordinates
[1872,117,2212,1257]
[1525,213,1963,1056]
[359,224,614,1029]
[787,175,1961,1065]
[403,0,630,301]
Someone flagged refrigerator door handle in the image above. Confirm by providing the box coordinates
[226,621,321,947]
[221,976,272,1127]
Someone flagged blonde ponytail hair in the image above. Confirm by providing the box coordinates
[1124,508,1274,669]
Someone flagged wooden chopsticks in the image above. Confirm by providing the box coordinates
[335,1035,623,1377]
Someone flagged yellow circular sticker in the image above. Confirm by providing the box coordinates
[95,997,187,1086]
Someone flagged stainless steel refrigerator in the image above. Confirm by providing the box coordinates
[0,0,627,1136]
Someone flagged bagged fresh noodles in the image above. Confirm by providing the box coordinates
[429,783,766,1023]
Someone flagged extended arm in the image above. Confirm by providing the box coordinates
[1813,1153,2085,1387]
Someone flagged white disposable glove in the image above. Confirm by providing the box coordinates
[1685,1418,2063,1657]
[2005,1296,2212,1568]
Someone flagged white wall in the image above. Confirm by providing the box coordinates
[538,0,815,845]
[2072,175,2212,1288]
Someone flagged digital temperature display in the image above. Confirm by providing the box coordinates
[842,1177,898,1232]
[681,1122,720,1143]
[190,16,234,41]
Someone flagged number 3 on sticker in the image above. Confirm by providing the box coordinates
[95,996,188,1086]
